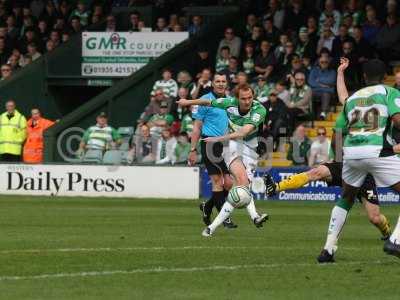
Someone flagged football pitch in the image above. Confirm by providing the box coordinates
[0,196,399,299]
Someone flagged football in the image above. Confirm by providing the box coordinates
[227,185,253,208]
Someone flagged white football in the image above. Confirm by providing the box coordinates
[227,185,252,209]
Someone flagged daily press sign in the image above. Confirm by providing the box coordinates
[0,164,199,199]
[81,32,188,77]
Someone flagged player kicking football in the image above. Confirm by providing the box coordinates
[313,59,400,262]
[177,84,269,236]
[264,59,392,253]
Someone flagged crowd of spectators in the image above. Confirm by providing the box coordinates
[128,0,400,166]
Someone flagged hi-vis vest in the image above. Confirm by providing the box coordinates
[0,110,27,155]
[23,117,55,163]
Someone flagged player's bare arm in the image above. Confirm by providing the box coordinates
[188,120,202,166]
[176,98,211,107]
[203,124,255,143]
[337,57,349,105]
[392,113,400,153]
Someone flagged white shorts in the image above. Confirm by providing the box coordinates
[223,140,258,181]
[343,155,400,187]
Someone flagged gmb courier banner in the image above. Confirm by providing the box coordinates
[200,167,400,204]
[81,32,189,77]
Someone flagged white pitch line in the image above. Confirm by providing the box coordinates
[0,260,388,282]
[0,245,367,254]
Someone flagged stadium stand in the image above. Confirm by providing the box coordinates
[0,1,398,166]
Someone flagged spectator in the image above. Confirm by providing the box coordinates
[27,42,41,61]
[53,16,66,32]
[263,0,285,30]
[287,124,311,166]
[128,11,140,31]
[150,68,178,99]
[49,29,61,47]
[306,15,319,43]
[170,87,190,120]
[375,14,400,72]
[241,41,256,78]
[148,101,175,137]
[308,56,336,120]
[244,13,258,37]
[263,89,288,151]
[105,15,117,32]
[342,0,363,26]
[188,15,203,36]
[362,6,381,44]
[255,40,276,80]
[284,54,309,84]
[308,126,331,167]
[6,14,19,42]
[332,25,355,58]
[155,17,170,32]
[221,56,240,89]
[274,80,290,104]
[191,68,213,99]
[317,26,335,54]
[287,71,312,130]
[190,46,212,77]
[335,40,360,91]
[1,63,12,80]
[8,54,20,70]
[174,132,191,164]
[246,25,263,52]
[45,40,55,52]
[30,0,45,18]
[61,31,70,43]
[353,26,375,64]
[77,112,121,157]
[215,46,230,72]
[37,19,49,46]
[70,16,82,34]
[155,128,176,165]
[23,108,55,164]
[236,72,248,85]
[262,17,280,45]
[284,0,307,33]
[59,1,71,23]
[319,0,341,33]
[296,27,317,62]
[276,41,295,69]
[177,70,194,91]
[168,14,179,31]
[70,1,90,27]
[0,100,27,162]
[40,1,56,27]
[217,27,241,58]
[180,107,194,137]
[394,71,400,90]
[254,75,273,102]
[274,33,289,63]
[127,124,156,164]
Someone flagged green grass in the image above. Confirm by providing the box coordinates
[0,196,399,299]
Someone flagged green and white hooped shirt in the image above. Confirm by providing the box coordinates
[210,97,266,149]
[343,85,400,159]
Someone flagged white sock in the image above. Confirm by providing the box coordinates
[323,206,348,255]
[209,202,234,233]
[246,198,259,220]
[389,216,400,245]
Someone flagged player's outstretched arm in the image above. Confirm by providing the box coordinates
[203,124,255,142]
[337,57,350,105]
[176,98,211,107]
